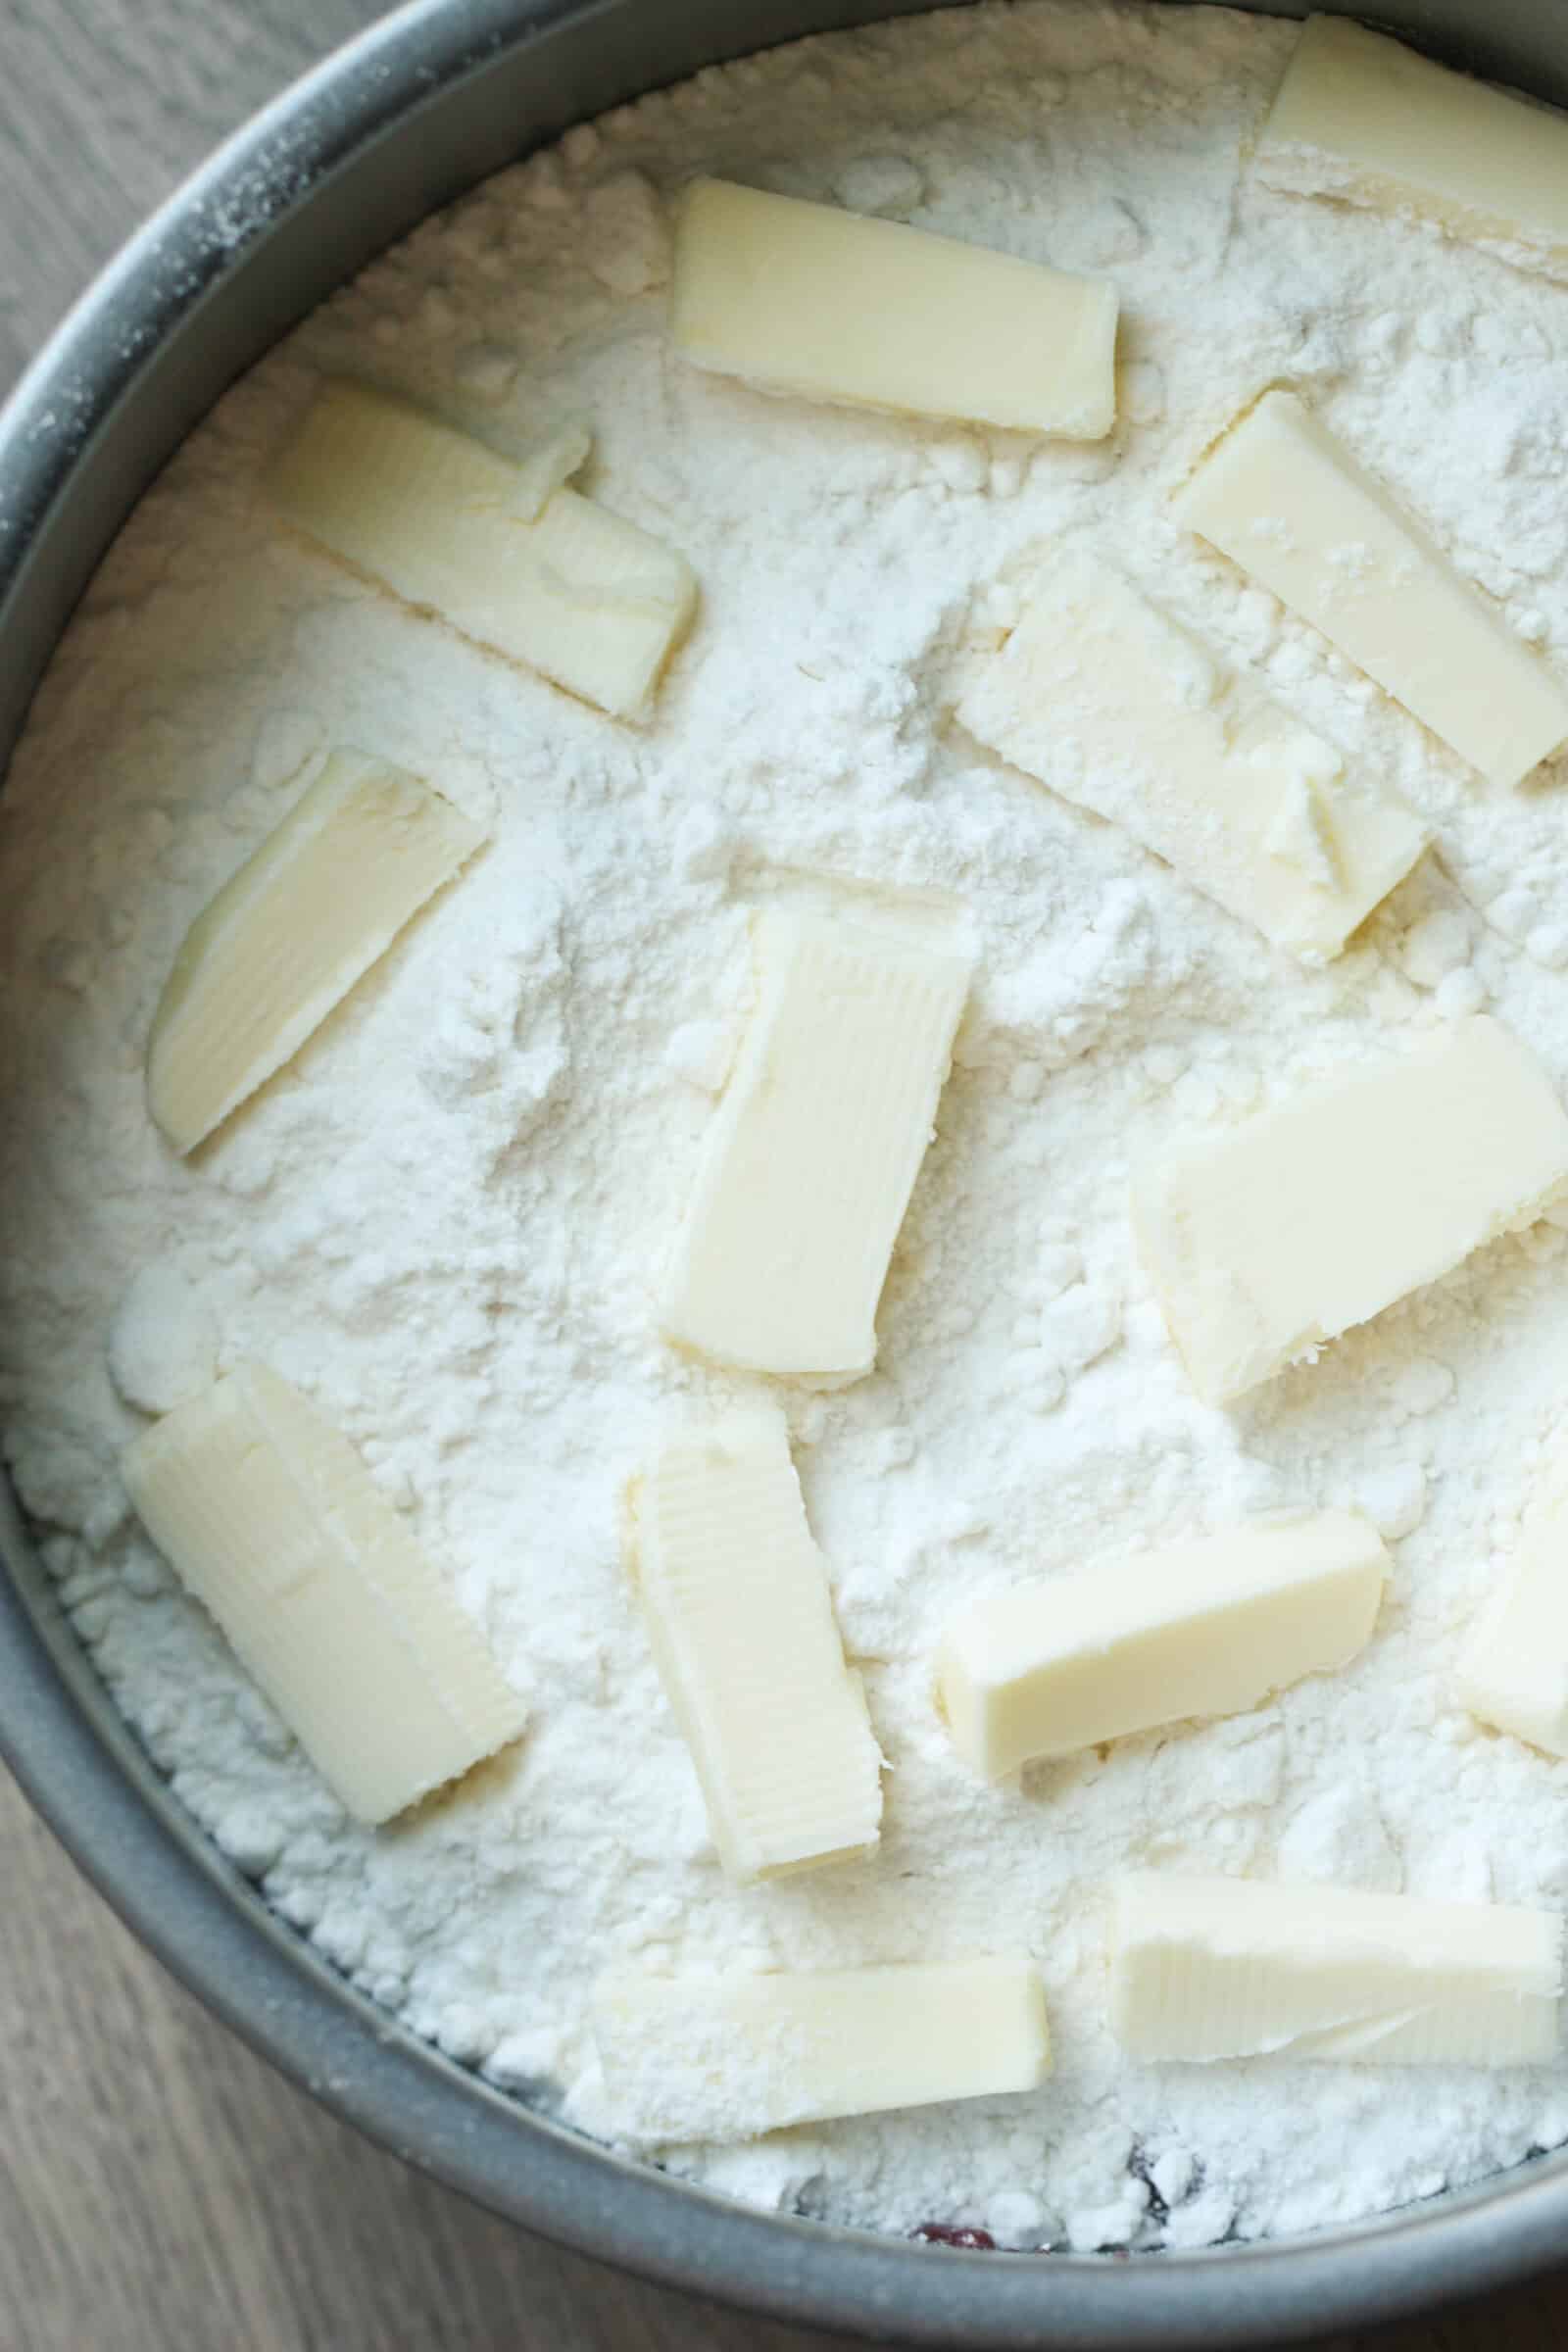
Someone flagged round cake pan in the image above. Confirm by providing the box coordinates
[4,2,1568,2341]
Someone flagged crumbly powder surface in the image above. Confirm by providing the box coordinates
[9,0,1568,2253]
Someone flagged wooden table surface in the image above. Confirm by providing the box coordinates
[4,5,1568,2346]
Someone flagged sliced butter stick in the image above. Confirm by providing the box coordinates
[1134,1016,1568,1405]
[1257,18,1568,287]
[671,176,1117,438]
[269,379,696,718]
[1110,1873,1562,2066]
[627,1409,882,1880]
[956,551,1426,960]
[938,1509,1387,1780]
[1177,390,1568,789]
[592,1958,1050,2142]
[122,1364,524,1824]
[147,749,484,1153]
[1457,1469,1568,1757]
[661,909,972,1382]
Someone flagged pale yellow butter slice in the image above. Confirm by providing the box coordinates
[1457,1468,1568,1757]
[1257,17,1568,286]
[592,1957,1051,2142]
[661,908,972,1382]
[1134,1016,1568,1406]
[938,1509,1387,1780]
[122,1364,525,1824]
[1110,1872,1562,2066]
[956,550,1427,960]
[627,1409,882,1880]
[147,749,485,1153]
[1177,390,1568,788]
[670,176,1118,437]
[269,379,697,718]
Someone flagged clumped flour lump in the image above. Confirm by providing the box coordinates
[8,0,1568,2252]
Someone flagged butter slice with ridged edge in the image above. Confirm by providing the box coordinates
[592,1958,1051,2142]
[938,1509,1387,1779]
[1257,17,1568,287]
[1133,1016,1568,1404]
[660,908,972,1382]
[1110,1873,1562,2065]
[1177,390,1568,789]
[626,1407,882,1881]
[269,378,696,717]
[122,1363,525,1823]
[671,176,1118,437]
[147,749,484,1153]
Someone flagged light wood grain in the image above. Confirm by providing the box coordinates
[4,5,1568,2346]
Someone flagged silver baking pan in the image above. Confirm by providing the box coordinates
[2,2,1566,2340]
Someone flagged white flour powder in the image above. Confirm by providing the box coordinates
[8,0,1568,2252]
